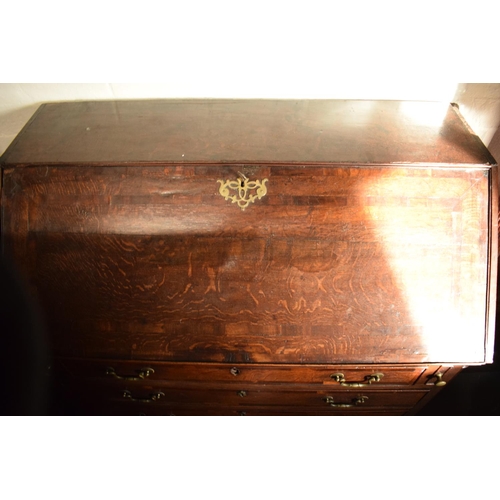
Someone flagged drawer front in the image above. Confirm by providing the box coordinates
[118,387,427,409]
[53,358,456,387]
[55,379,428,411]
[3,165,490,365]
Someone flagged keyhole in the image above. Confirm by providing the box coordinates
[240,180,245,187]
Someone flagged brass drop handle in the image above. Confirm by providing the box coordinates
[330,372,384,387]
[237,390,247,397]
[230,367,240,376]
[433,373,447,387]
[122,390,165,403]
[106,367,154,381]
[323,395,368,408]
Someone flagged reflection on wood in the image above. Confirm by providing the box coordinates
[2,165,490,364]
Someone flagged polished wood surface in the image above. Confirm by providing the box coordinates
[1,164,491,364]
[59,383,429,408]
[1,99,497,415]
[53,358,447,385]
[1,100,496,166]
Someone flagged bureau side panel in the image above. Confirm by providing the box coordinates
[1,165,491,364]
[485,165,498,362]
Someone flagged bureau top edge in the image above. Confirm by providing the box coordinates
[0,99,496,167]
[0,161,496,170]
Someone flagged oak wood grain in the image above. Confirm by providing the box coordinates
[2,164,491,364]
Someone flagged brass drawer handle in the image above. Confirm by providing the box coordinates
[217,173,268,211]
[237,390,247,397]
[230,367,240,376]
[106,367,154,381]
[323,396,368,408]
[330,372,384,387]
[122,390,165,403]
[432,373,447,387]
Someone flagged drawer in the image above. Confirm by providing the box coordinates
[56,380,428,411]
[53,358,454,387]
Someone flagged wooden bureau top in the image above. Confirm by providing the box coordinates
[1,99,496,167]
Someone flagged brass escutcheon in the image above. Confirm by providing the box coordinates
[217,172,268,211]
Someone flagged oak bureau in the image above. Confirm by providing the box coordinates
[1,99,497,415]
